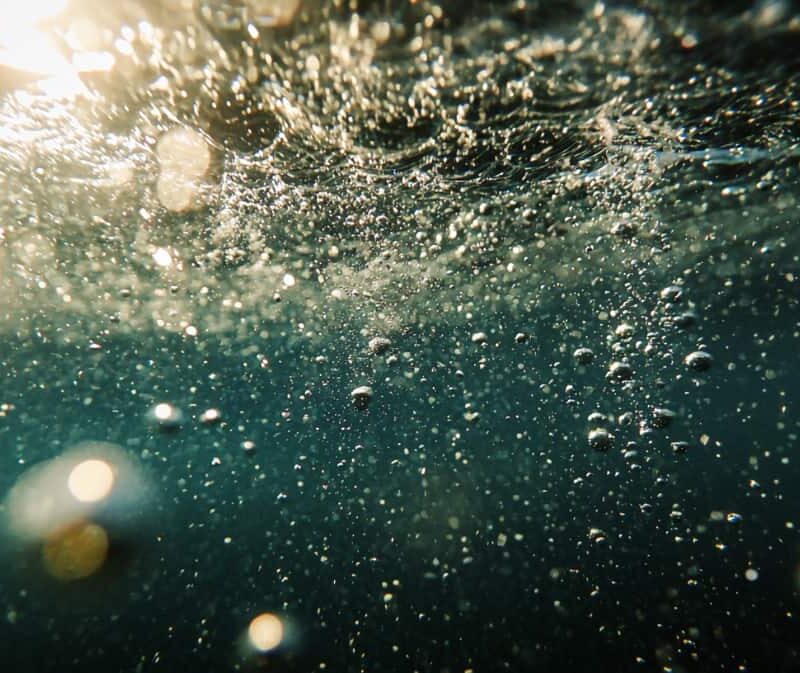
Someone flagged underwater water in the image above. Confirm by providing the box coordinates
[0,0,798,671]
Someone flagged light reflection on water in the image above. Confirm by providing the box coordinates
[0,0,113,97]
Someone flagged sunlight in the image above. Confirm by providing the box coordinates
[0,0,113,96]
[0,0,69,26]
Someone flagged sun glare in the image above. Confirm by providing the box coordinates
[0,0,69,27]
[0,0,113,96]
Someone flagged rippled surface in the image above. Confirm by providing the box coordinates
[0,1,799,671]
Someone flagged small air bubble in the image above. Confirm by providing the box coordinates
[588,428,613,451]
[351,386,373,410]
[607,361,633,382]
[685,351,713,371]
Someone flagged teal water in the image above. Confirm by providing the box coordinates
[0,1,798,671]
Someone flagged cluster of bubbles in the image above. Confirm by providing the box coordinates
[0,0,794,345]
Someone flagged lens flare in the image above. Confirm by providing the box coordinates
[248,613,285,652]
[0,0,68,27]
[0,0,113,96]
[67,459,115,504]
[42,520,110,581]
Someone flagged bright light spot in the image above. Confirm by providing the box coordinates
[157,127,211,177]
[156,177,199,212]
[156,127,211,211]
[0,30,71,76]
[745,568,759,582]
[72,50,115,72]
[67,459,115,503]
[199,408,221,424]
[42,520,109,581]
[248,613,284,652]
[0,1,111,97]
[282,273,296,288]
[371,21,391,44]
[3,442,148,548]
[0,0,68,26]
[154,403,175,420]
[152,248,173,268]
[113,38,134,56]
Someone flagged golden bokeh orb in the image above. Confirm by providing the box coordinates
[247,612,284,652]
[42,521,110,582]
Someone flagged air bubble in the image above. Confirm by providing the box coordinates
[147,403,184,433]
[685,351,713,372]
[615,323,634,338]
[587,412,608,426]
[674,312,698,329]
[351,386,373,410]
[651,407,676,429]
[671,441,689,454]
[368,337,392,355]
[588,428,613,451]
[200,408,222,425]
[606,361,633,382]
[659,285,684,303]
